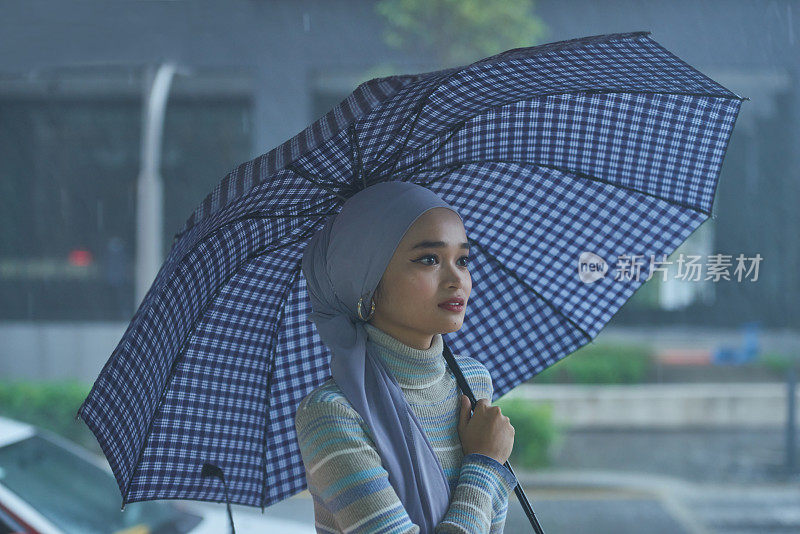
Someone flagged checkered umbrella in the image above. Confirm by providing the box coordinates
[76,30,746,529]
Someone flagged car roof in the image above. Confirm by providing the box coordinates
[0,415,35,447]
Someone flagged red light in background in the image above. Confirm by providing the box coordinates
[69,249,93,266]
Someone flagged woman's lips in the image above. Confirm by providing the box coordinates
[438,302,464,312]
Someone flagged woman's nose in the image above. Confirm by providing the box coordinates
[445,266,467,285]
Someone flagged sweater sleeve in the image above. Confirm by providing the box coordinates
[294,399,518,533]
[441,453,517,533]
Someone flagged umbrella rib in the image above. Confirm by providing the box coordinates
[374,89,744,187]
[389,123,462,181]
[348,122,367,190]
[529,162,712,216]
[470,239,593,344]
[288,164,349,202]
[122,216,329,507]
[366,100,427,180]
[403,158,713,217]
[177,196,339,258]
[259,260,302,511]
[364,66,465,180]
[361,43,747,181]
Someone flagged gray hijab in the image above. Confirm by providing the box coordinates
[301,181,460,532]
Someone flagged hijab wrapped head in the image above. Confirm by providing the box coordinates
[301,181,462,531]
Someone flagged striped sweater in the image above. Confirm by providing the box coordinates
[294,322,518,533]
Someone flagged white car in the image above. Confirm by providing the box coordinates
[0,415,314,534]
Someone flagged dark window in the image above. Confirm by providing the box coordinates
[0,82,252,321]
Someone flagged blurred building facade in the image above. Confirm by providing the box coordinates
[0,0,797,380]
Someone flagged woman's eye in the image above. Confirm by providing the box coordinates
[417,254,470,267]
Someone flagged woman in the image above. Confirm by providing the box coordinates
[296,181,517,533]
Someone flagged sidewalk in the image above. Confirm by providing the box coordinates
[505,468,800,533]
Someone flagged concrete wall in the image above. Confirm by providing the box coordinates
[0,322,126,382]
[505,382,799,428]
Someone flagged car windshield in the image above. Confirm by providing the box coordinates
[0,435,199,534]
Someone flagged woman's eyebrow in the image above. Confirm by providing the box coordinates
[410,240,470,250]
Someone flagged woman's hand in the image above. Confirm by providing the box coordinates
[457,394,515,465]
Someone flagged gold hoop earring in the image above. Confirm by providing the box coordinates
[356,295,375,321]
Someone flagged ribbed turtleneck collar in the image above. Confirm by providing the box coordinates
[363,322,446,389]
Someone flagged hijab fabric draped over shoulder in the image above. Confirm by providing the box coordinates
[301,181,461,532]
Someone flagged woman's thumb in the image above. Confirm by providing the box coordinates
[458,394,471,432]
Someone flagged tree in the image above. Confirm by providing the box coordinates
[375,0,548,69]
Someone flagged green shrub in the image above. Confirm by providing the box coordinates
[0,380,100,453]
[1,380,566,472]
[494,397,559,470]
[531,342,653,384]
[759,352,799,374]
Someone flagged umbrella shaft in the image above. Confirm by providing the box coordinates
[441,338,546,533]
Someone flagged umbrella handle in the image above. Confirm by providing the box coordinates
[201,462,237,534]
[441,338,546,534]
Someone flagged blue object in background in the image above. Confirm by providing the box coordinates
[712,321,761,365]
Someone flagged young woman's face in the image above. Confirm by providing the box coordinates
[369,207,471,350]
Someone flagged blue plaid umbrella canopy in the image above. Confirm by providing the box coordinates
[76,31,746,514]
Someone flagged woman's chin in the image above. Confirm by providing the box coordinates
[436,318,464,333]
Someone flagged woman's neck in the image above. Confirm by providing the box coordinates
[363,322,446,389]
[366,318,434,350]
